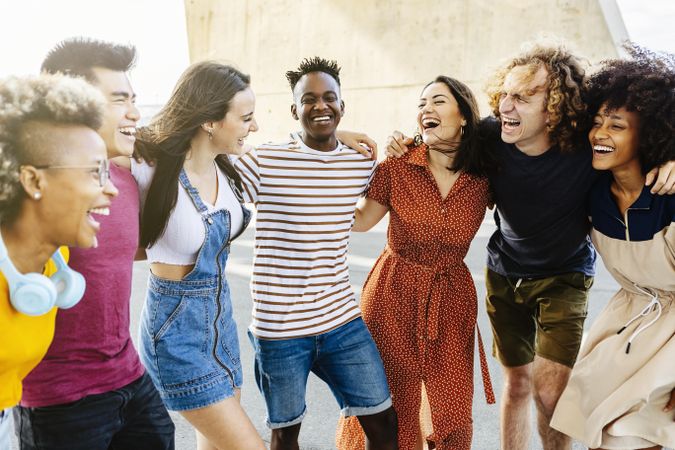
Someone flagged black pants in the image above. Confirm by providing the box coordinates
[14,372,175,450]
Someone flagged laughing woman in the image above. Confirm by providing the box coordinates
[117,61,265,450]
[336,76,495,450]
[0,74,117,446]
[551,46,675,450]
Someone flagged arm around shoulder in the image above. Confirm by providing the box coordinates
[353,197,389,232]
[646,160,675,195]
[336,130,377,160]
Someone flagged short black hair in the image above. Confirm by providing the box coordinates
[585,44,675,173]
[285,57,341,92]
[41,37,136,82]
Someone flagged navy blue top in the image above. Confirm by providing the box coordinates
[590,172,675,241]
[487,139,597,278]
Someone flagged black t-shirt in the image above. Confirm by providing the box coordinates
[486,138,597,278]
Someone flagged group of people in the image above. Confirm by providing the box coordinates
[0,33,673,450]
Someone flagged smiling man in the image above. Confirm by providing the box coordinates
[15,38,175,450]
[234,57,398,450]
[483,46,594,450]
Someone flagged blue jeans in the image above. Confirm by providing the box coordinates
[249,318,392,429]
[13,372,175,450]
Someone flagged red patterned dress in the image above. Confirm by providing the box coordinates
[336,144,494,449]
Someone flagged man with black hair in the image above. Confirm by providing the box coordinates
[15,37,175,450]
[234,57,398,450]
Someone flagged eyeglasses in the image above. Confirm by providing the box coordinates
[32,159,110,188]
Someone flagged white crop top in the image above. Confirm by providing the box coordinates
[131,159,244,265]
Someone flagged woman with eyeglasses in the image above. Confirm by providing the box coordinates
[0,74,118,446]
[551,46,675,450]
[115,61,265,450]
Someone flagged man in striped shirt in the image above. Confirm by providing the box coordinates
[234,57,398,449]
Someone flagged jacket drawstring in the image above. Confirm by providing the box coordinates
[616,285,662,354]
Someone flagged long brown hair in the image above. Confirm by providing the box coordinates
[136,61,250,248]
[425,76,494,176]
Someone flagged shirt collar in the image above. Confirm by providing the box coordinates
[405,144,429,167]
[631,184,654,210]
[598,172,654,214]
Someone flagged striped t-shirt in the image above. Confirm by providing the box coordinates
[233,132,375,339]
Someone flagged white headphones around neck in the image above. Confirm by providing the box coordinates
[0,232,85,316]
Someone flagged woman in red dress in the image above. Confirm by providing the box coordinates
[336,76,495,450]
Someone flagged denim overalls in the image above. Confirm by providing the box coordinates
[139,169,251,411]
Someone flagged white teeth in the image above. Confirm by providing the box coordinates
[593,145,615,153]
[422,118,440,128]
[119,127,136,136]
[89,207,110,216]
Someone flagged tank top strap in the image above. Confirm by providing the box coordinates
[178,169,209,214]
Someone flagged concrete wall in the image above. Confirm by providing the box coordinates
[183,0,628,147]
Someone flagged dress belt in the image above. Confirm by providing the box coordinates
[383,246,495,404]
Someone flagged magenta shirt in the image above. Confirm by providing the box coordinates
[21,163,144,407]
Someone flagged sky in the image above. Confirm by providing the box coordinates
[616,0,675,53]
[0,0,190,110]
[0,0,672,110]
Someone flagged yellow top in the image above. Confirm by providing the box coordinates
[0,247,68,410]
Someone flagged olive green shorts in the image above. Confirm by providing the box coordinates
[485,269,593,368]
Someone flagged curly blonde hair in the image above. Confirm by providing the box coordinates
[0,74,105,221]
[485,42,588,152]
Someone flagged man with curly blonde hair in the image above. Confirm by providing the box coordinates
[483,43,675,450]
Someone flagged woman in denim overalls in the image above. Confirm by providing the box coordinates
[121,62,265,449]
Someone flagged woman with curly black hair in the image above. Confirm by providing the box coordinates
[551,46,675,450]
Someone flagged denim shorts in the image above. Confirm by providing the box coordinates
[248,317,392,429]
[139,274,243,411]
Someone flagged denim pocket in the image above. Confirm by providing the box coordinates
[153,295,188,342]
[151,294,217,389]
[219,316,241,368]
[153,294,210,354]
